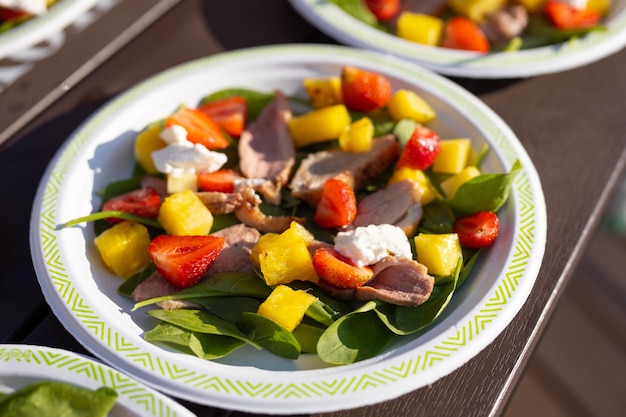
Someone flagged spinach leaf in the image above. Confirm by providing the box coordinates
[0,381,117,417]
[198,296,261,322]
[147,308,260,348]
[447,159,521,216]
[293,323,325,354]
[418,200,456,234]
[237,312,301,360]
[200,88,275,121]
[393,119,417,149]
[144,322,244,359]
[316,301,396,365]
[329,0,379,28]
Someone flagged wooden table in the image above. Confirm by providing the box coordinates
[1,1,624,416]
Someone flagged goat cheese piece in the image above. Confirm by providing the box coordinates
[151,142,227,177]
[0,0,47,15]
[159,125,189,145]
[334,224,412,267]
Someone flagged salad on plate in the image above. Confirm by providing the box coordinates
[0,0,56,33]
[64,64,520,366]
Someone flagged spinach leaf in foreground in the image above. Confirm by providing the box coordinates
[447,159,521,216]
[133,272,271,310]
[317,301,396,365]
[145,322,244,359]
[237,312,301,360]
[197,296,261,322]
[0,381,117,417]
[329,0,379,28]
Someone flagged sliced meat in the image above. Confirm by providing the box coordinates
[141,176,167,197]
[195,187,259,215]
[351,179,422,229]
[289,135,399,206]
[131,271,197,310]
[481,5,528,45]
[238,90,295,204]
[234,201,305,234]
[207,223,260,274]
[356,256,434,307]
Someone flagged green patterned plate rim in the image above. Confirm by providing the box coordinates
[29,44,547,414]
[289,0,626,78]
[0,344,195,416]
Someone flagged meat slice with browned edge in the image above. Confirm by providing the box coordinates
[238,90,295,204]
[289,134,399,206]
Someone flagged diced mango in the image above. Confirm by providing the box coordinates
[253,222,319,286]
[303,76,343,108]
[388,167,439,205]
[257,285,317,331]
[94,221,152,278]
[588,0,610,15]
[387,89,437,124]
[157,189,213,235]
[134,124,166,174]
[338,117,374,152]
[413,233,462,277]
[397,12,444,46]
[432,139,472,174]
[440,166,481,199]
[516,0,545,13]
[288,104,351,148]
[448,0,507,22]
[166,172,197,193]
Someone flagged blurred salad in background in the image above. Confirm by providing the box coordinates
[0,0,57,33]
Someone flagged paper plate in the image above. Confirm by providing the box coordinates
[30,44,547,414]
[289,0,626,78]
[0,344,195,416]
[0,0,99,60]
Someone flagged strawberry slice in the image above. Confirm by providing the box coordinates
[312,247,374,289]
[314,178,357,228]
[165,107,230,150]
[365,0,400,22]
[396,124,441,170]
[197,169,243,193]
[148,235,226,288]
[341,66,392,112]
[544,0,602,29]
[453,211,500,249]
[197,96,247,138]
[101,187,161,223]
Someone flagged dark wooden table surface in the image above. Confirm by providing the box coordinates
[1,1,625,416]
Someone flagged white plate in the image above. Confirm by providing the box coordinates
[30,44,547,414]
[0,344,195,417]
[0,0,100,60]
[289,0,626,78]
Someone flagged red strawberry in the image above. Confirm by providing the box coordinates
[453,211,500,249]
[341,66,392,112]
[101,187,161,223]
[312,247,374,289]
[197,96,247,138]
[365,0,400,21]
[165,107,230,150]
[197,169,243,193]
[396,125,441,170]
[148,235,226,288]
[314,178,357,228]
[544,0,602,29]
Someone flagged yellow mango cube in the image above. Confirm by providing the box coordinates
[257,285,317,331]
[516,0,546,13]
[134,124,166,174]
[166,172,198,193]
[94,221,152,278]
[448,0,507,22]
[338,117,374,152]
[397,12,443,46]
[157,189,213,236]
[413,233,462,277]
[303,76,343,108]
[254,223,319,286]
[387,89,437,124]
[288,104,351,148]
[432,139,472,174]
[588,0,610,15]
[388,167,439,205]
[440,166,481,199]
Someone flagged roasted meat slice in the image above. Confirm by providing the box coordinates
[289,134,399,206]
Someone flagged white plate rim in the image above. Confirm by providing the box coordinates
[0,344,195,417]
[29,44,547,414]
[0,0,100,60]
[288,0,626,78]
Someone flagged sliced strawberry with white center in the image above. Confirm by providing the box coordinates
[312,247,374,289]
[313,178,357,229]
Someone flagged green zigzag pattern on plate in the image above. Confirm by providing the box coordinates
[0,347,181,416]
[38,45,540,402]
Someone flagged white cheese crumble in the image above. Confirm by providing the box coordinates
[334,224,413,267]
[151,124,227,177]
[0,0,47,15]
